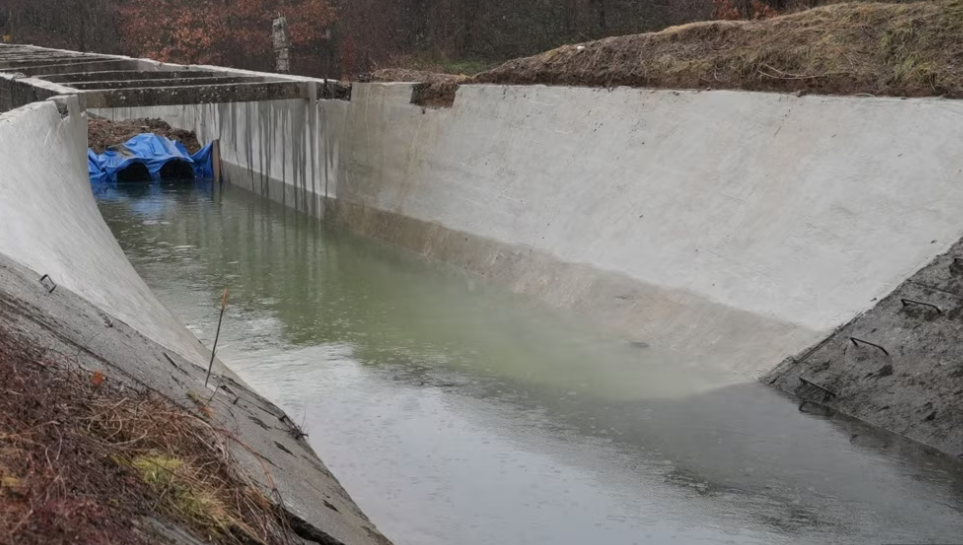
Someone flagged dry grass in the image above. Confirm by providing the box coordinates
[90,396,291,544]
[475,0,963,97]
[363,52,494,83]
[0,323,294,545]
[363,68,471,85]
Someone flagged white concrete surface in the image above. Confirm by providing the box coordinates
[94,84,963,378]
[341,85,963,331]
[0,97,216,370]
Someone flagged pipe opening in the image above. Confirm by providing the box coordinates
[159,159,195,181]
[116,162,150,183]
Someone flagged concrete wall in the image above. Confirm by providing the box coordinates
[0,73,74,112]
[93,84,963,379]
[0,97,216,371]
[94,99,342,219]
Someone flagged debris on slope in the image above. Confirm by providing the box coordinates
[88,118,202,154]
[474,0,963,97]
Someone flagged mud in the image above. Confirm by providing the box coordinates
[410,81,459,109]
[767,237,963,457]
[363,69,467,85]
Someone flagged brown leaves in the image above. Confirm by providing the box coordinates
[117,0,338,66]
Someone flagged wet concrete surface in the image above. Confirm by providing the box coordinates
[97,181,963,545]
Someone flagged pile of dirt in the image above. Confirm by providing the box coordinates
[0,321,292,545]
[362,68,471,85]
[88,118,202,154]
[473,0,963,97]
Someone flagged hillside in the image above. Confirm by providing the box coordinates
[472,0,963,97]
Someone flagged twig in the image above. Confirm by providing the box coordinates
[205,289,229,389]
[757,63,850,80]
[9,508,34,536]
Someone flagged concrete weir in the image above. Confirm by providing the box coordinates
[3,43,963,467]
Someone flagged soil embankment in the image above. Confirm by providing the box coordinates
[376,0,963,99]
[767,239,963,457]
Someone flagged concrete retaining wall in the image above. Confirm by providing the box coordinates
[95,99,339,219]
[0,96,215,370]
[94,84,963,381]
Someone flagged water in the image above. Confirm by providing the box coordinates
[97,182,963,545]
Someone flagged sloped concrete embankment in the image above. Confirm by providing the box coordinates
[93,85,963,385]
[0,95,214,371]
[0,98,392,544]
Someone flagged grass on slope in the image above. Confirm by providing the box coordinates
[0,322,292,545]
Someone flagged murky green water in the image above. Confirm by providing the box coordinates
[98,182,963,545]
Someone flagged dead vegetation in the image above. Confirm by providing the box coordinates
[362,68,471,85]
[465,0,963,97]
[360,68,469,108]
[410,81,461,108]
[88,118,202,154]
[0,323,294,545]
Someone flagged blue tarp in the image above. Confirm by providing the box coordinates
[88,133,214,185]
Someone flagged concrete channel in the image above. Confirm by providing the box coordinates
[3,43,963,543]
[0,46,389,545]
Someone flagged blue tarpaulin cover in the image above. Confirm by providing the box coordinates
[88,133,214,185]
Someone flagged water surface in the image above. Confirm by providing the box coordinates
[98,182,963,545]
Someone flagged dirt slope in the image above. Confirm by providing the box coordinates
[88,118,202,154]
[475,0,963,97]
